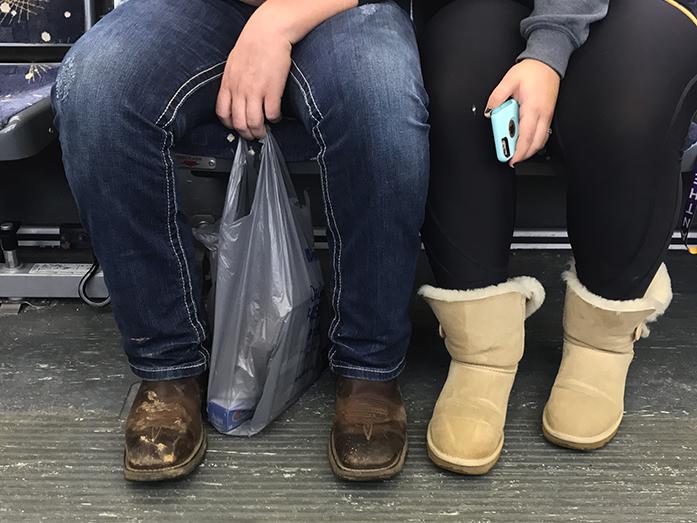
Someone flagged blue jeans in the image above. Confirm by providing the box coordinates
[52,0,429,381]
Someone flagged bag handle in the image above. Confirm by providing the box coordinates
[259,130,301,203]
[221,138,252,229]
[247,129,301,211]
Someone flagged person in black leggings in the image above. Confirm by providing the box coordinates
[417,0,697,475]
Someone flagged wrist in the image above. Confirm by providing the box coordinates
[252,2,310,45]
[519,58,561,81]
[253,0,358,44]
[517,28,575,79]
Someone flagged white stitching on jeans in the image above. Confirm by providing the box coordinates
[130,355,207,373]
[163,129,207,341]
[291,63,406,379]
[161,72,225,129]
[195,347,209,365]
[331,356,406,374]
[293,67,343,344]
[154,64,228,346]
[161,130,204,343]
[289,66,345,351]
[155,60,226,126]
[290,59,324,119]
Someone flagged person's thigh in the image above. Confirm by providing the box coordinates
[54,0,253,141]
[557,0,697,299]
[281,2,430,378]
[420,0,531,290]
[52,0,254,378]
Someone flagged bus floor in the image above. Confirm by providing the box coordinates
[1,251,696,522]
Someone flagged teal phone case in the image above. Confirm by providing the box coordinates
[491,99,519,162]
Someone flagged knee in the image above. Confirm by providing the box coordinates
[337,47,430,193]
[363,74,429,203]
[52,29,143,137]
[343,45,428,128]
[421,0,529,117]
[296,34,430,203]
[51,30,155,196]
[314,5,428,138]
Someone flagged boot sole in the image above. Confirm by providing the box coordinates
[328,432,407,481]
[426,429,502,476]
[542,411,620,451]
[123,427,207,482]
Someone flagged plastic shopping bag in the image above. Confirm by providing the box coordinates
[202,131,324,436]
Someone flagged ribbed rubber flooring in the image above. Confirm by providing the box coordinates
[2,252,696,521]
[1,413,696,522]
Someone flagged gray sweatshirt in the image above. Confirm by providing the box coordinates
[360,0,609,77]
[517,0,608,76]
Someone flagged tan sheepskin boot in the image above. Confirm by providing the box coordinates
[542,263,672,450]
[419,277,545,475]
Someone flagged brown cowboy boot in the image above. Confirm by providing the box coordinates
[329,377,407,481]
[124,377,207,481]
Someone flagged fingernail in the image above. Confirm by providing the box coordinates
[484,108,493,118]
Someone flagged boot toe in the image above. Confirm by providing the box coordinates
[123,378,206,480]
[428,415,502,464]
[544,386,622,441]
[125,427,200,471]
[332,427,406,471]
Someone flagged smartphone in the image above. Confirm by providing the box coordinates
[490,99,519,163]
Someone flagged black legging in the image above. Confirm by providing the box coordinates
[421,0,697,299]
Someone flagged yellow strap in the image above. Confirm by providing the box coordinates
[663,0,697,26]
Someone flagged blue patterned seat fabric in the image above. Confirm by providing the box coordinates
[0,63,58,127]
[1,1,85,131]
[0,0,85,44]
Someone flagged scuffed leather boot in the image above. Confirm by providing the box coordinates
[124,377,207,481]
[543,263,672,450]
[329,377,407,481]
[419,277,545,475]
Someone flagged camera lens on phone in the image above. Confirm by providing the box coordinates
[509,119,516,138]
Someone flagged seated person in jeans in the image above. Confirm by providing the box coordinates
[53,0,429,482]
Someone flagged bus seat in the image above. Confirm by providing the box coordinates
[0,0,93,161]
[0,64,59,161]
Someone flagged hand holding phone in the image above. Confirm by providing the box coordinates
[490,99,519,163]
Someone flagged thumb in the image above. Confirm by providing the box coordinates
[485,77,515,118]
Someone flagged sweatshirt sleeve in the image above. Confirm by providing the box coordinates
[517,0,608,78]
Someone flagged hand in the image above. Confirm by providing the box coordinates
[486,59,561,167]
[216,10,292,140]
